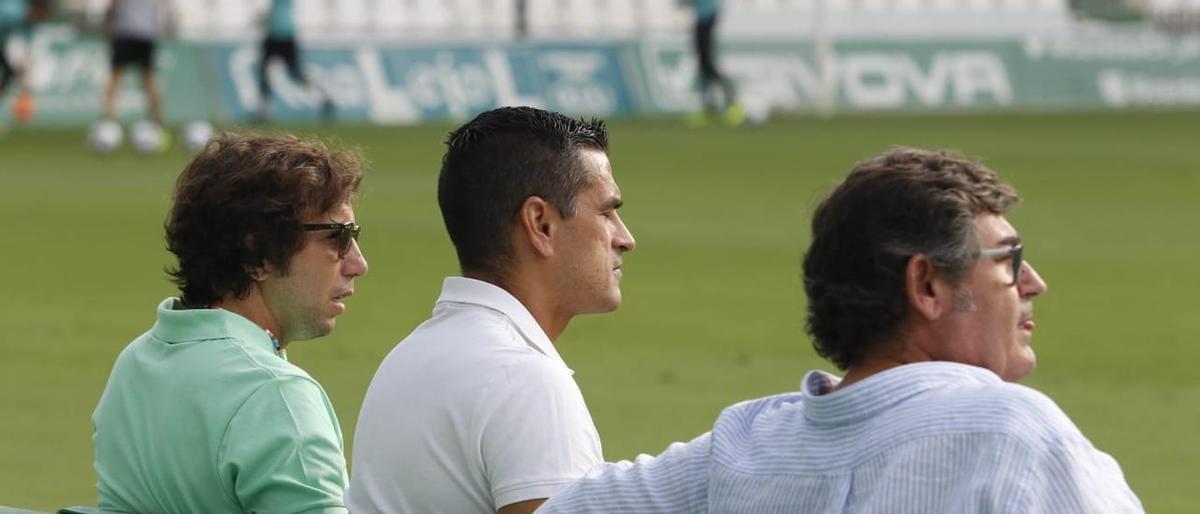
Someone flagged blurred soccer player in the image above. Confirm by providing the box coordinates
[256,0,334,123]
[347,107,636,514]
[102,0,167,126]
[686,0,742,127]
[539,148,1144,513]
[0,0,47,127]
[92,134,368,513]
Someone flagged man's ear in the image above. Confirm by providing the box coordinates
[245,260,273,282]
[517,196,556,258]
[242,234,272,282]
[905,254,951,321]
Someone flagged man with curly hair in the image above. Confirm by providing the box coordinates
[538,147,1143,513]
[92,133,368,513]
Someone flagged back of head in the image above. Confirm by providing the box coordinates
[803,147,1019,370]
[166,133,363,307]
[438,106,609,278]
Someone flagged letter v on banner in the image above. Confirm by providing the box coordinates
[905,55,952,107]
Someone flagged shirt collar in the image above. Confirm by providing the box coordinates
[149,297,278,357]
[435,277,571,373]
[801,362,1002,426]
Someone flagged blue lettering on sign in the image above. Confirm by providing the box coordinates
[208,41,635,124]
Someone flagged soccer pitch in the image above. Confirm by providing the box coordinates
[1,111,1196,512]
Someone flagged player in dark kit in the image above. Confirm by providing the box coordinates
[685,0,743,127]
[103,0,168,126]
[256,0,334,123]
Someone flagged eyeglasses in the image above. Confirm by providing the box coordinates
[302,222,361,259]
[977,244,1023,286]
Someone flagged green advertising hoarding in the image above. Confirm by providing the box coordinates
[15,26,214,126]
[8,25,1200,127]
[633,32,1200,114]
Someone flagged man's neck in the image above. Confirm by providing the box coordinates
[464,271,568,342]
[836,360,900,391]
[211,291,287,348]
[836,337,934,391]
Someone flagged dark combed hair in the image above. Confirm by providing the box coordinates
[438,106,609,277]
[803,147,1019,370]
[165,133,364,307]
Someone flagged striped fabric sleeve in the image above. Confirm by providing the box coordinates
[537,432,713,513]
[1016,433,1145,513]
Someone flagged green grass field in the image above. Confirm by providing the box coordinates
[2,112,1197,512]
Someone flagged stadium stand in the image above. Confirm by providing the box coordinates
[64,0,1086,40]
[719,0,1074,38]
[1144,0,1200,31]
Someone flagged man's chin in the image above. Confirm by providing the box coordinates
[586,294,622,314]
[292,320,335,343]
[606,291,623,311]
[1007,351,1037,382]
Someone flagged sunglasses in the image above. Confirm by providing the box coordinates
[302,222,361,259]
[977,244,1023,286]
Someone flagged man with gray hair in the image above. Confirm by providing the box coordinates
[538,147,1143,513]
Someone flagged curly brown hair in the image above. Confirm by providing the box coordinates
[165,133,364,307]
[803,147,1019,370]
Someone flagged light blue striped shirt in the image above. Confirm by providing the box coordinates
[539,362,1143,513]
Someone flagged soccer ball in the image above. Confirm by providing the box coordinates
[87,120,124,155]
[130,120,165,155]
[743,97,771,126]
[182,120,215,153]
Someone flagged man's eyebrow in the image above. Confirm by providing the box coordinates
[997,235,1022,247]
[605,196,624,210]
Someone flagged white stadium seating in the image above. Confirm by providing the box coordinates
[79,0,1084,41]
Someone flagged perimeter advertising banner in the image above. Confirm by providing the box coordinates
[9,25,1200,126]
[207,42,638,124]
[13,26,213,125]
[13,28,638,125]
[635,33,1200,114]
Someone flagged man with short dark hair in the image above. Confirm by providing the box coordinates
[92,133,368,513]
[538,147,1143,513]
[347,106,636,514]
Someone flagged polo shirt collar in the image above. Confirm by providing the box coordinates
[436,276,570,372]
[149,297,278,356]
[801,361,1001,426]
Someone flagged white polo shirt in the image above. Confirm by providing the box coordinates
[346,277,603,514]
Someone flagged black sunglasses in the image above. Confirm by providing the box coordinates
[977,244,1023,286]
[302,222,361,259]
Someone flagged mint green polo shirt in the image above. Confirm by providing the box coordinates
[93,298,348,514]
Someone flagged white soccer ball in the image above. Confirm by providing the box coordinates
[87,120,124,155]
[130,120,165,155]
[182,120,215,153]
[743,97,771,126]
